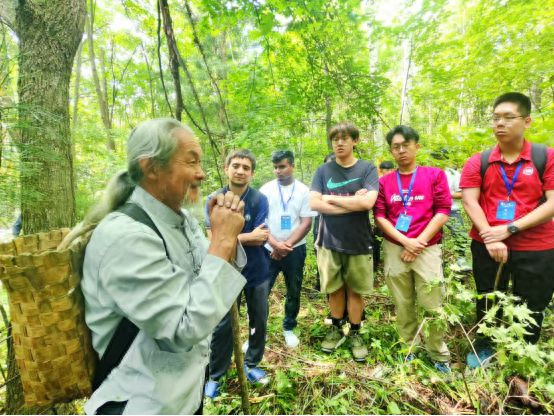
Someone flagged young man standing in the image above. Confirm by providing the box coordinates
[460,92,554,369]
[374,125,452,372]
[204,149,271,398]
[260,150,316,348]
[310,122,379,362]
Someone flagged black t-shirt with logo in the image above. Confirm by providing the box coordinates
[311,159,379,255]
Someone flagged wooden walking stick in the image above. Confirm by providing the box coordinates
[231,301,251,414]
[493,262,505,292]
[213,175,250,413]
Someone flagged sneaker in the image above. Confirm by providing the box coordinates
[349,332,368,362]
[283,330,300,349]
[433,361,451,373]
[405,353,416,362]
[467,346,494,369]
[244,365,270,385]
[242,340,249,354]
[321,325,346,352]
[204,379,220,399]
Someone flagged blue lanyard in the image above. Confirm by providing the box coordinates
[278,181,295,212]
[499,161,522,199]
[396,167,418,214]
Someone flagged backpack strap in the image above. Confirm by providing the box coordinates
[530,142,547,180]
[92,202,170,391]
[480,148,493,180]
[480,143,547,181]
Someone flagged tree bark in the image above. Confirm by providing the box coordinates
[72,40,83,131]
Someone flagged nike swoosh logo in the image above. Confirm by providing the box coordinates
[326,177,361,190]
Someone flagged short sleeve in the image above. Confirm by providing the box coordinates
[373,176,387,218]
[460,153,482,189]
[310,166,324,193]
[253,193,269,227]
[363,163,379,191]
[300,187,317,217]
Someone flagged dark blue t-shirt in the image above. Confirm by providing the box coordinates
[311,159,379,255]
[205,186,270,288]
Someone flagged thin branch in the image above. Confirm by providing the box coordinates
[183,0,233,139]
[156,0,174,118]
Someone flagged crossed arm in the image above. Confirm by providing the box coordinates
[309,190,378,215]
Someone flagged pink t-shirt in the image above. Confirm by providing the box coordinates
[374,166,452,246]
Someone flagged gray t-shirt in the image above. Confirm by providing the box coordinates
[311,159,379,255]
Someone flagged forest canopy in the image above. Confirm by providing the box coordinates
[1,0,553,225]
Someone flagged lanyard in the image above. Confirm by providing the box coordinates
[396,167,418,214]
[499,161,522,199]
[278,180,295,212]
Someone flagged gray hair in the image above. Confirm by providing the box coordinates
[59,118,192,248]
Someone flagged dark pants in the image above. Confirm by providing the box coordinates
[269,244,307,331]
[209,279,270,380]
[471,241,554,347]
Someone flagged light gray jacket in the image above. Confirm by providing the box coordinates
[82,187,246,414]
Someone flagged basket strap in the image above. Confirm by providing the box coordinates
[92,202,170,391]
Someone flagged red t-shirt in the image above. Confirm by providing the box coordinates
[460,140,554,251]
[374,166,452,246]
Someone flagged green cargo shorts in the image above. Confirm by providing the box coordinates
[317,246,374,295]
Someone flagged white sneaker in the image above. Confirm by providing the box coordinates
[242,340,249,354]
[283,330,300,349]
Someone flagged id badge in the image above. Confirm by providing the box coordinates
[395,213,412,232]
[280,215,292,230]
[496,200,516,221]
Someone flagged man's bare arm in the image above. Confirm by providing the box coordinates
[462,187,490,233]
[310,191,350,215]
[285,217,313,246]
[323,190,378,212]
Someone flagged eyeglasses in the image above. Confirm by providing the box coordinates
[390,142,415,152]
[491,114,525,124]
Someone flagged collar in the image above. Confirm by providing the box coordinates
[130,186,185,227]
[489,139,531,164]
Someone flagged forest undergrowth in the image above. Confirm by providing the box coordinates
[205,232,554,415]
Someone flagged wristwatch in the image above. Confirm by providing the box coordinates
[507,223,520,235]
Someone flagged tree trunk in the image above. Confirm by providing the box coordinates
[10,0,85,411]
[86,0,115,151]
[399,38,413,125]
[16,0,85,234]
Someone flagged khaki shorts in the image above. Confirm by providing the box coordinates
[317,246,374,295]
